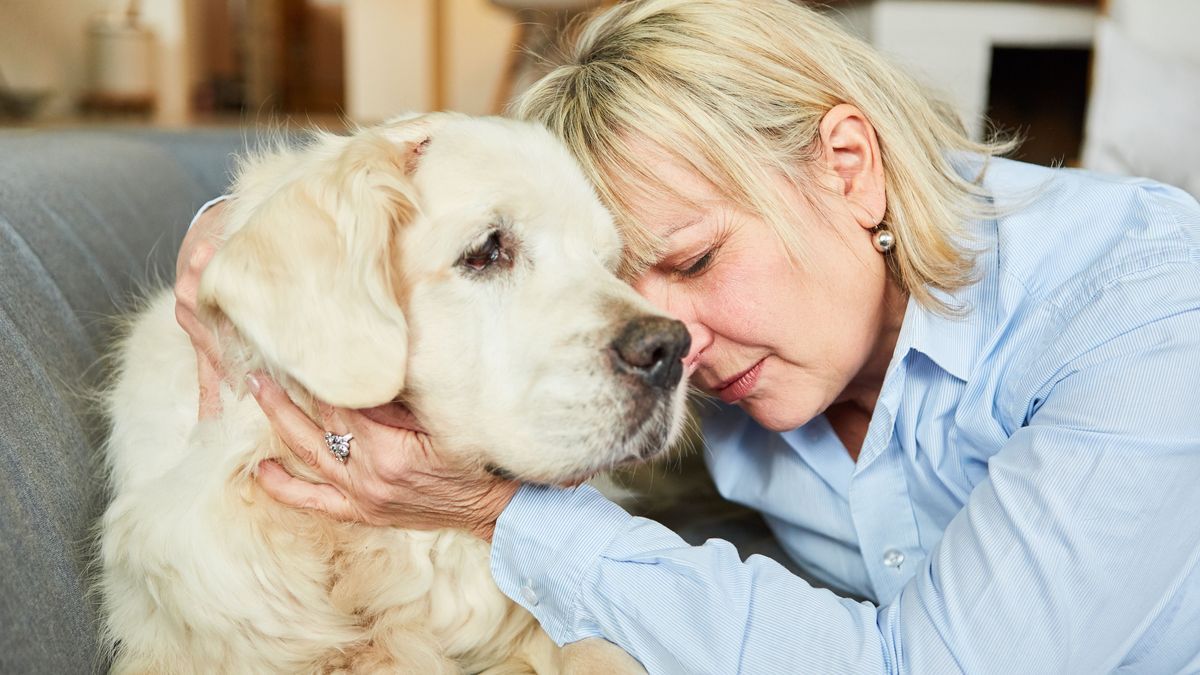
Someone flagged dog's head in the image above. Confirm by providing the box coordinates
[198,114,690,484]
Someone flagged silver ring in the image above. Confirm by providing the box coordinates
[324,431,353,463]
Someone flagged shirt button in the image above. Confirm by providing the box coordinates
[520,579,539,606]
[882,549,906,569]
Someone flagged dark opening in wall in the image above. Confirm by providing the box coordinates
[986,45,1092,167]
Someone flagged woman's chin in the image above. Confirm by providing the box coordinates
[740,397,819,433]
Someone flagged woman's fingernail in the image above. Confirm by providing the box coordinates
[246,373,261,395]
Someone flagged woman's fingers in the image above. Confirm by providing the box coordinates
[196,352,223,419]
[252,398,518,533]
[174,238,214,310]
[174,204,223,324]
[174,246,225,372]
[175,199,227,282]
[256,460,357,520]
[178,247,226,421]
[358,402,426,432]
[176,199,232,419]
[177,309,221,372]
[337,407,431,483]
[247,372,350,484]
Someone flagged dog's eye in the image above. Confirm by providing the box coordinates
[460,230,512,273]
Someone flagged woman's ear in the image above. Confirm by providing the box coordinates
[817,103,886,229]
[197,126,432,409]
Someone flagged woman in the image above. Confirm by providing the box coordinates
[178,0,1200,671]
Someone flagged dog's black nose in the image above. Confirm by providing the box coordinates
[611,316,691,389]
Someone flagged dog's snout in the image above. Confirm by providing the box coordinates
[611,316,691,389]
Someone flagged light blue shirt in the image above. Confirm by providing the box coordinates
[490,158,1200,674]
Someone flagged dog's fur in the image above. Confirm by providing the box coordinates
[99,113,689,673]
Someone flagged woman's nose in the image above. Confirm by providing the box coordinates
[680,320,708,370]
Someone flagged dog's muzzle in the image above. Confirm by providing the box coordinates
[610,316,691,390]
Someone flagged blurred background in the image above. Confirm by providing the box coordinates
[0,0,1196,188]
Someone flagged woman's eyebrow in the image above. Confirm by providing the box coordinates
[665,215,703,237]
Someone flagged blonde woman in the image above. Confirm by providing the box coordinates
[179,0,1200,671]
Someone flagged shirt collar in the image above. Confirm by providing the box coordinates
[891,223,1000,384]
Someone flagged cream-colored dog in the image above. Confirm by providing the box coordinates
[99,113,691,673]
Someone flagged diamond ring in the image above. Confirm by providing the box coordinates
[324,431,353,463]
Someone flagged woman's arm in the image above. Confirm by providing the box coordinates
[176,196,230,420]
[490,273,1200,674]
[491,484,890,673]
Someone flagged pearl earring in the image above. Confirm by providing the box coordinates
[872,228,895,254]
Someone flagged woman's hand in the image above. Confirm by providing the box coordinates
[247,373,521,540]
[175,199,230,420]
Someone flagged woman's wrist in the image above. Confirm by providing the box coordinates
[189,195,231,231]
[471,480,522,542]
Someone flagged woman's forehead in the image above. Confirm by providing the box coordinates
[612,138,720,233]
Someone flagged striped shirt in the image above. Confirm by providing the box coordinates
[490,158,1200,674]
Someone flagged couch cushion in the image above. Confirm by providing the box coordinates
[0,129,245,673]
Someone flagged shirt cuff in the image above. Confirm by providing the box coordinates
[188,195,231,230]
[489,483,635,644]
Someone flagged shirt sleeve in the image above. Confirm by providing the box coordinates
[491,267,1200,674]
[490,483,891,673]
[890,306,1200,673]
[188,195,230,230]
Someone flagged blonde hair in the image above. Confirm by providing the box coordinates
[514,0,1016,313]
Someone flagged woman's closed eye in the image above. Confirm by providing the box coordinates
[674,246,717,279]
[671,213,735,280]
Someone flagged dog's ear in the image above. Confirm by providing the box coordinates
[198,121,438,408]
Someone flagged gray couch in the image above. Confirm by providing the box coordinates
[0,128,245,673]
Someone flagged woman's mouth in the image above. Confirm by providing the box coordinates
[716,358,764,404]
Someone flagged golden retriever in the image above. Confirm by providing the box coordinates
[99,113,691,673]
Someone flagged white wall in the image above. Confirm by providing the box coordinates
[827,0,1096,139]
[1107,0,1200,60]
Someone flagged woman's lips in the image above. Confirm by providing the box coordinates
[716,359,764,404]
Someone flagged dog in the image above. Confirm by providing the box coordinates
[98,113,691,673]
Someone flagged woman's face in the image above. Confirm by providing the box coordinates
[625,108,905,432]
